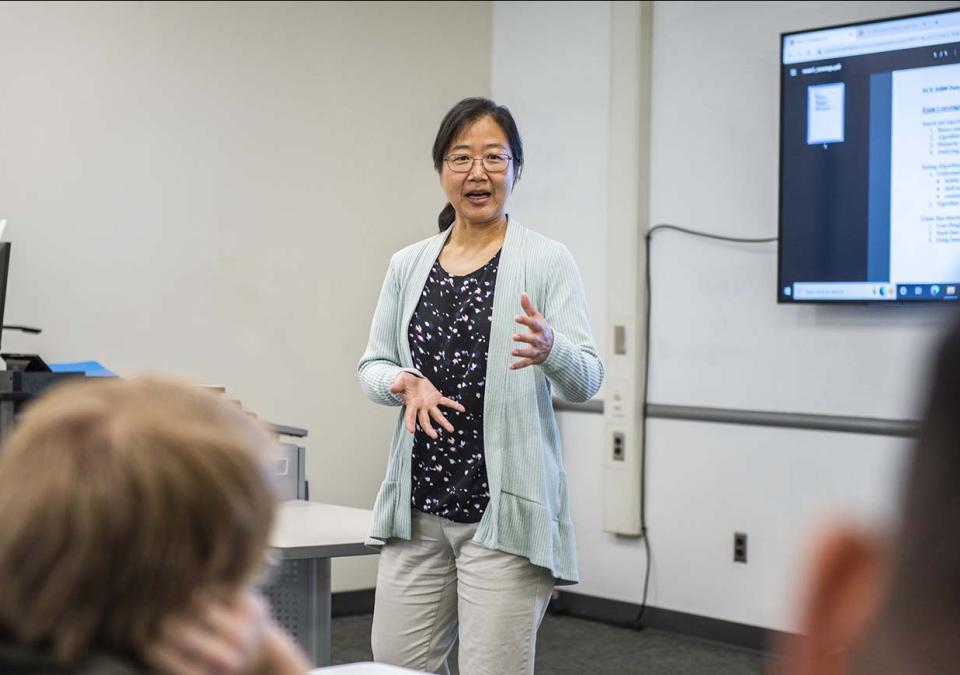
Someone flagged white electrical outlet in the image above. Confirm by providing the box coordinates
[609,388,625,418]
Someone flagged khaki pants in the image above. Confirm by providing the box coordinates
[371,510,554,675]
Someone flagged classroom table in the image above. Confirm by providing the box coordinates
[270,500,377,667]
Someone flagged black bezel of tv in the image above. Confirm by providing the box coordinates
[778,7,960,305]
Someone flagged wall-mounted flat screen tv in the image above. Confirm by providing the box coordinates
[780,8,960,303]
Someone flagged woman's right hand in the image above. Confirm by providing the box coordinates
[389,371,465,439]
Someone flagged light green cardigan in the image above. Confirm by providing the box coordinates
[357,219,603,584]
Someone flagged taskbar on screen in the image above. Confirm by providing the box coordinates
[782,281,960,301]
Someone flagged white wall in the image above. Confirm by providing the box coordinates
[491,0,650,606]
[0,0,492,591]
[491,1,610,359]
[646,0,958,631]
[560,412,910,629]
[649,0,959,421]
[495,0,960,632]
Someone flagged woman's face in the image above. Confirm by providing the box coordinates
[440,115,515,228]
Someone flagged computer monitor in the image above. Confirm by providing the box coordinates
[779,8,960,303]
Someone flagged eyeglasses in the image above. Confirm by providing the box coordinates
[444,153,512,173]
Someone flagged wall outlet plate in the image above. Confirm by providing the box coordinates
[734,532,748,563]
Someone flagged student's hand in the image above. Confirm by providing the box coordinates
[389,371,465,439]
[510,292,554,370]
[144,590,309,675]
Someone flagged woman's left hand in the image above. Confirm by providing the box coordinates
[510,292,554,370]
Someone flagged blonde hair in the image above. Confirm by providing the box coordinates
[0,377,278,663]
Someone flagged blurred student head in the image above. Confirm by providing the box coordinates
[0,377,278,665]
[784,317,960,675]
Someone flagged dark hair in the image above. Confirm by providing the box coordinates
[880,316,960,638]
[431,97,524,231]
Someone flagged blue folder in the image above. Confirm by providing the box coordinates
[48,361,116,377]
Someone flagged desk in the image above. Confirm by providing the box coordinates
[269,501,377,667]
[0,371,81,443]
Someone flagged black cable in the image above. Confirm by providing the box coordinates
[2,325,42,334]
[647,223,779,245]
[629,223,777,630]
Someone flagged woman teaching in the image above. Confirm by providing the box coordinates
[358,97,603,675]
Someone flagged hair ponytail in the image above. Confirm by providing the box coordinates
[438,203,456,231]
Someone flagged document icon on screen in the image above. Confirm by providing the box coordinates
[807,82,845,145]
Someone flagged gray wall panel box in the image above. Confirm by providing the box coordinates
[274,443,307,501]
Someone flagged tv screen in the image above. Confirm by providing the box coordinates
[779,9,960,303]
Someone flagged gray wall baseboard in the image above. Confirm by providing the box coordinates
[330,588,790,653]
[551,590,792,653]
[332,588,375,617]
